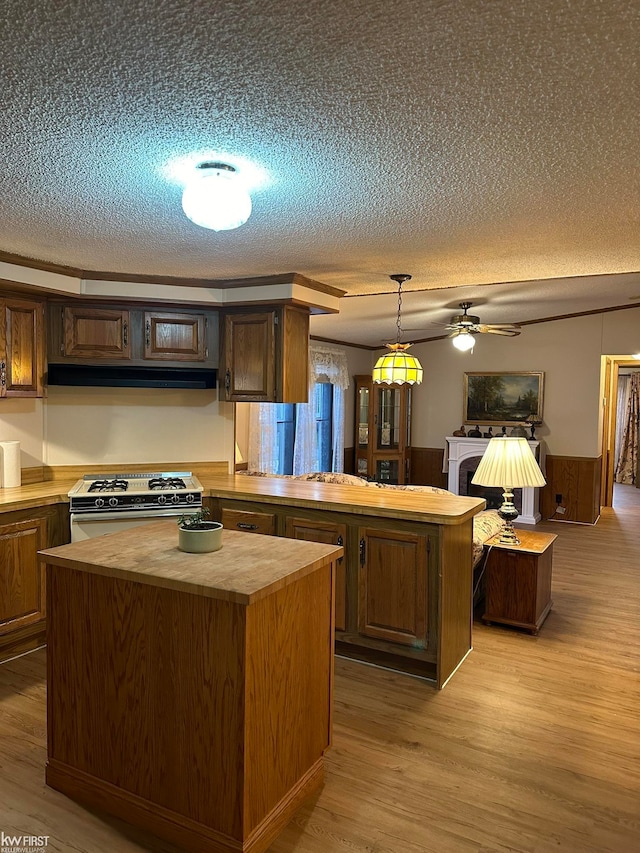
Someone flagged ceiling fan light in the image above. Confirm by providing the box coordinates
[182,163,252,231]
[373,344,423,385]
[452,331,475,351]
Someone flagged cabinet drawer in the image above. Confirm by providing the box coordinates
[221,508,276,535]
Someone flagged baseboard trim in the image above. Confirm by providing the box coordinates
[46,756,324,853]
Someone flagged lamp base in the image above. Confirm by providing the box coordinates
[497,520,521,546]
[498,487,521,546]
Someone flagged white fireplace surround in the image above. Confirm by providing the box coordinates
[445,436,543,525]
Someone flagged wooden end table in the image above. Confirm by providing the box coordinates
[482,529,557,635]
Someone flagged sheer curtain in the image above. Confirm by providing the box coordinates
[293,345,350,473]
[247,402,278,473]
[615,372,639,485]
[614,374,631,476]
[247,345,350,474]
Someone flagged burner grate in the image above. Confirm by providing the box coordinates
[148,477,187,490]
[88,478,129,493]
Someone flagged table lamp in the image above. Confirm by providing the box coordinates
[471,437,546,545]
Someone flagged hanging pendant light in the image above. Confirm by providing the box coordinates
[372,274,424,385]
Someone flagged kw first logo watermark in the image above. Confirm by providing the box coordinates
[1,833,49,853]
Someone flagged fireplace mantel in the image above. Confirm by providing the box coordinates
[445,436,543,525]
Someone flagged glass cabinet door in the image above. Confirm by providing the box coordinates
[358,386,370,447]
[375,459,399,484]
[376,387,401,450]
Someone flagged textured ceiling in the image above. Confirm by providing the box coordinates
[1,0,639,345]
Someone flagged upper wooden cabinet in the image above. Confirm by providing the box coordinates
[220,306,309,403]
[144,311,207,361]
[0,296,45,398]
[48,302,218,369]
[63,306,130,359]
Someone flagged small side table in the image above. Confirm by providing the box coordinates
[483,529,557,635]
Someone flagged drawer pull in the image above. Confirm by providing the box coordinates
[237,522,259,530]
[337,534,344,564]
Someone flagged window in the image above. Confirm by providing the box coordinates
[247,345,349,476]
[274,383,334,475]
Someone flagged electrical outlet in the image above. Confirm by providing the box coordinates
[555,493,562,504]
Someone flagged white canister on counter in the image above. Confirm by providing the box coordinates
[0,440,21,488]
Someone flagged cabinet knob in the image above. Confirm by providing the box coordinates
[336,534,344,564]
[0,361,5,387]
[359,537,366,566]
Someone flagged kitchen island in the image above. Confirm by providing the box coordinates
[203,474,486,688]
[39,520,342,853]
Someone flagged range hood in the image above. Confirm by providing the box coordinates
[47,364,217,389]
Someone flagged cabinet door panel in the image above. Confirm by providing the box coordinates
[223,313,275,401]
[64,307,130,358]
[221,508,276,536]
[144,312,206,361]
[358,527,427,646]
[285,516,347,631]
[0,518,46,635]
[3,298,44,396]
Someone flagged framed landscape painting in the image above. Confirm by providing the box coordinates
[464,371,544,425]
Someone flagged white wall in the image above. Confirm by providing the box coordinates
[0,398,45,468]
[0,387,234,471]
[43,387,234,466]
[409,307,640,457]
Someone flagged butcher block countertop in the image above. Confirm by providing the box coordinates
[202,474,485,524]
[0,480,78,512]
[39,518,343,604]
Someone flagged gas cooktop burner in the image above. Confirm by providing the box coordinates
[88,478,129,493]
[148,477,187,490]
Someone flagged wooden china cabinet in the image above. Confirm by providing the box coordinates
[354,375,412,484]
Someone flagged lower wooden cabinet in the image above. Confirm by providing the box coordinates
[220,507,277,535]
[358,527,428,646]
[0,503,70,661]
[210,496,456,684]
[285,516,347,632]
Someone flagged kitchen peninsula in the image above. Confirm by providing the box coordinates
[40,521,342,853]
[205,474,485,688]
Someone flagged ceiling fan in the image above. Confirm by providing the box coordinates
[447,302,521,337]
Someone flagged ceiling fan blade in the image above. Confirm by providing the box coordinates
[476,323,521,333]
[482,327,521,336]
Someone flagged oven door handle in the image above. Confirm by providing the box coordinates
[70,508,196,522]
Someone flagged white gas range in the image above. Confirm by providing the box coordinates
[68,472,204,541]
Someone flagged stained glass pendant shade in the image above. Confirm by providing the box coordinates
[372,274,424,385]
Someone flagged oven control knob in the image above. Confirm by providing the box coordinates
[108,497,119,508]
[186,494,195,503]
[95,498,105,508]
[157,494,167,504]
[171,494,180,504]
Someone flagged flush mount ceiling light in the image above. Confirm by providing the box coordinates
[181,161,252,231]
[372,274,424,386]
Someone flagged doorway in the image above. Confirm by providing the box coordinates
[600,355,640,507]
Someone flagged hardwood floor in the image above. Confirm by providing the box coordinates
[1,487,638,852]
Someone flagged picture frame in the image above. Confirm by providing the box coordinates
[463,371,544,425]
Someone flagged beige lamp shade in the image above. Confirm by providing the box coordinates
[471,437,546,488]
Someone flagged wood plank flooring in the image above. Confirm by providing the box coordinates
[1,485,638,852]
